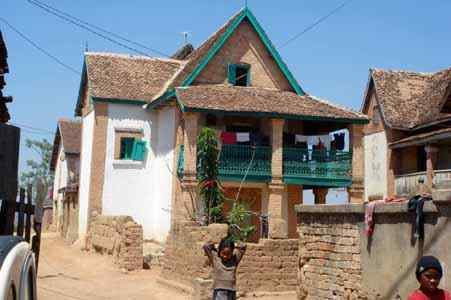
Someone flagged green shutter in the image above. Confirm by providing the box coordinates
[132,140,147,161]
[228,64,237,85]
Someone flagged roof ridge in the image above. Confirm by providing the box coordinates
[371,67,451,77]
[58,117,82,124]
[84,51,183,64]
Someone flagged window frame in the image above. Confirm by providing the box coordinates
[228,63,251,86]
[114,129,146,162]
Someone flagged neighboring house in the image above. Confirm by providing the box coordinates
[50,118,81,243]
[361,67,451,200]
[74,8,367,243]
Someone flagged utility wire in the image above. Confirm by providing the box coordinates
[10,122,54,134]
[27,0,170,58]
[0,17,81,75]
[26,0,169,58]
[281,0,354,47]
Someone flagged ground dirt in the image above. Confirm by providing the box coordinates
[37,233,296,300]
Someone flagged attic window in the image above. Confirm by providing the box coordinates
[228,64,251,86]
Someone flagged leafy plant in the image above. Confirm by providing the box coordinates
[227,200,256,242]
[197,127,224,224]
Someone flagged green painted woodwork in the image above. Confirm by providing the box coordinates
[228,64,237,85]
[218,144,272,182]
[177,144,185,179]
[282,148,352,187]
[132,140,147,161]
[92,97,147,106]
[182,107,369,124]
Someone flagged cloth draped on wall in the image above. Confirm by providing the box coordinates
[365,196,407,236]
[408,195,432,240]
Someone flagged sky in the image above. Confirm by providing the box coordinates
[2,0,451,183]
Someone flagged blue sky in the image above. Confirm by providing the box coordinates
[2,0,451,178]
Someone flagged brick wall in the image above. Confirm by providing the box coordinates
[89,215,143,271]
[298,212,365,300]
[162,223,299,297]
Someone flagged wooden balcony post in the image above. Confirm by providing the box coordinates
[425,144,439,189]
[268,118,288,239]
[348,124,364,203]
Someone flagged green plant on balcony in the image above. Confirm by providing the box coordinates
[197,127,225,224]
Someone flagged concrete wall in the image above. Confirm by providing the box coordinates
[78,111,95,237]
[296,202,451,299]
[364,132,388,200]
[101,103,174,242]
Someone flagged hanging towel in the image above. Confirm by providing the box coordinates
[221,132,237,144]
[318,135,331,150]
[295,134,308,144]
[365,200,385,236]
[307,136,317,148]
[236,132,250,142]
[334,133,345,150]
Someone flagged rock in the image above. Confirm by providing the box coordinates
[207,223,228,243]
[143,241,165,268]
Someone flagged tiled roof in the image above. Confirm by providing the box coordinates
[58,118,82,154]
[175,85,367,122]
[389,127,451,148]
[371,68,451,130]
[151,9,245,101]
[50,118,81,171]
[85,52,183,102]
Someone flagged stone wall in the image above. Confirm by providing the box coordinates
[88,215,143,271]
[162,222,298,297]
[297,210,364,300]
[296,201,451,300]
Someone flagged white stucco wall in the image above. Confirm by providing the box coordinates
[364,132,388,201]
[101,104,175,242]
[78,111,95,236]
[52,144,68,227]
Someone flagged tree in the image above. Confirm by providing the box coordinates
[197,127,224,224]
[20,138,53,195]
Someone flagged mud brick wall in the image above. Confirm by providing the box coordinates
[89,215,143,271]
[297,212,365,300]
[162,223,298,297]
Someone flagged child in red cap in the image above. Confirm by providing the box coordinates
[408,256,451,300]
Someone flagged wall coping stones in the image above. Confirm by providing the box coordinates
[295,201,441,215]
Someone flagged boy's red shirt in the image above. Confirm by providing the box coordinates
[408,289,451,300]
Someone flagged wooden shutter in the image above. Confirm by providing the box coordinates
[228,64,237,85]
[120,137,135,160]
[132,140,147,161]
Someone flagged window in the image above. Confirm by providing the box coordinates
[115,130,147,161]
[228,64,251,86]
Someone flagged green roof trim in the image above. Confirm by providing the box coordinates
[91,97,147,106]
[146,89,176,110]
[181,8,305,95]
[182,106,368,124]
[283,176,352,188]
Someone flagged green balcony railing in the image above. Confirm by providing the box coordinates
[283,148,352,187]
[177,144,185,179]
[218,144,272,182]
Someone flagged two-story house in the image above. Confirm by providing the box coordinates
[74,8,367,243]
[362,67,451,200]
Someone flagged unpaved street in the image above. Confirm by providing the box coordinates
[37,234,296,300]
[37,233,187,300]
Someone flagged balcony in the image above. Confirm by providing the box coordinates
[177,145,353,187]
[395,169,451,196]
[177,144,272,182]
[218,144,272,182]
[283,148,353,187]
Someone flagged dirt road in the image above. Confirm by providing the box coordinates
[37,233,296,300]
[37,233,186,300]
